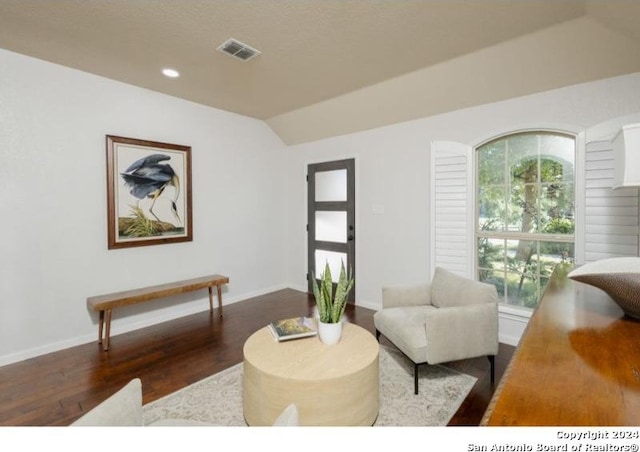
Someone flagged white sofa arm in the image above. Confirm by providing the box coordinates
[423,302,498,364]
[71,378,143,426]
[381,283,431,309]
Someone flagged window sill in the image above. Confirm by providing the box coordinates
[499,304,533,321]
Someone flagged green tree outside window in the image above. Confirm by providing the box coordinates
[476,132,575,310]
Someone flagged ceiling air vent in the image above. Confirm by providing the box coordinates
[217,38,261,62]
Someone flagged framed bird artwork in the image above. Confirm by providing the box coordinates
[106,135,193,249]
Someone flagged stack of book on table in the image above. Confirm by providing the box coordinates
[269,316,317,342]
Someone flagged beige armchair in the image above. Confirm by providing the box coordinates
[374,267,499,394]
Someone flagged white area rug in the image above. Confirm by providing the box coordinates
[143,345,477,426]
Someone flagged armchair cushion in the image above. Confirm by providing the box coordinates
[381,283,431,309]
[430,267,498,308]
[373,305,436,363]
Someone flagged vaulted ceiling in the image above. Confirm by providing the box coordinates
[1,1,639,144]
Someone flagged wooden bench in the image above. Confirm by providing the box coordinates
[87,274,229,351]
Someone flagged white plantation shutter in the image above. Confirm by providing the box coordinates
[583,140,639,262]
[430,141,474,279]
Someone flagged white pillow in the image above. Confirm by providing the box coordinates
[71,378,143,426]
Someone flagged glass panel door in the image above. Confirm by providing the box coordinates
[307,159,355,301]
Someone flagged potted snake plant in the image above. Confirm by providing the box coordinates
[311,261,354,345]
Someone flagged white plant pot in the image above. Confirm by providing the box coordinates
[317,320,343,345]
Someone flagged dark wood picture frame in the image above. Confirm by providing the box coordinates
[106,135,192,250]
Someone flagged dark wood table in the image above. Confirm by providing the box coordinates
[482,264,640,426]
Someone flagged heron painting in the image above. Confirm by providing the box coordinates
[120,153,181,224]
[106,135,193,250]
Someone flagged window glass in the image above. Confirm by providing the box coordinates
[476,132,575,310]
[315,170,347,202]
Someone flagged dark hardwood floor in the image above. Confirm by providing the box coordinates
[0,288,514,426]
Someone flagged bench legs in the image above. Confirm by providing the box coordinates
[104,310,112,351]
[97,309,112,351]
[98,310,104,345]
[208,284,224,318]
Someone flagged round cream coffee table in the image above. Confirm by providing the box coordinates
[242,322,379,426]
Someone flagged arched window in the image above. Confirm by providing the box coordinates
[476,131,575,309]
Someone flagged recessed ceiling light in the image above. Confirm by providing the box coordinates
[162,68,180,78]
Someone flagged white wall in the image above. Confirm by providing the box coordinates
[0,49,289,365]
[285,71,640,345]
[3,48,640,365]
